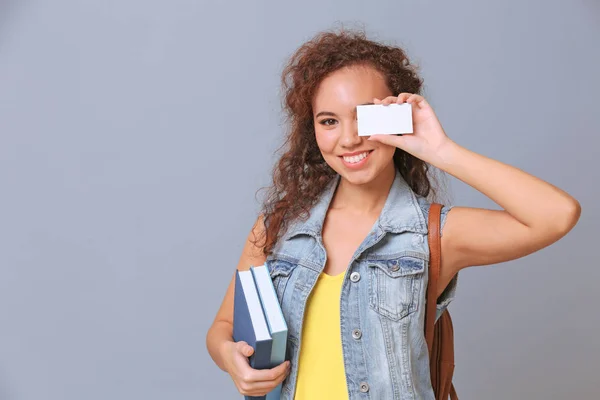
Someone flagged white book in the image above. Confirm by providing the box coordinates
[233,270,273,372]
[250,265,289,400]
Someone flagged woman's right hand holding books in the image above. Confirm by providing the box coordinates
[221,339,291,397]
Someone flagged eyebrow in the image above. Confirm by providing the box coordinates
[315,102,374,119]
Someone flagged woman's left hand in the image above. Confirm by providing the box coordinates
[368,93,453,163]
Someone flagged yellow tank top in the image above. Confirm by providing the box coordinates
[293,270,349,400]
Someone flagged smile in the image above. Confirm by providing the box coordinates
[339,150,374,168]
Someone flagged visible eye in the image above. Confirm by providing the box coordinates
[319,118,337,126]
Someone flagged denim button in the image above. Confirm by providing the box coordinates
[352,329,362,339]
[390,264,400,272]
[350,272,360,282]
[359,382,369,392]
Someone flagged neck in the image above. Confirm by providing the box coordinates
[331,161,396,216]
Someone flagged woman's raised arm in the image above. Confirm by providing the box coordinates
[369,93,581,298]
[437,140,580,297]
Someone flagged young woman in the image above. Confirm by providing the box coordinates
[205,29,581,400]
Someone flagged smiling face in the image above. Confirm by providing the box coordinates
[312,64,396,185]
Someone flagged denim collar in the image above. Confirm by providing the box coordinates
[283,168,427,241]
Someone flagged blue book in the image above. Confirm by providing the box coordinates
[233,269,273,400]
[250,265,289,400]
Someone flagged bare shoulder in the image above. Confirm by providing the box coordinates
[210,213,268,327]
[239,213,269,270]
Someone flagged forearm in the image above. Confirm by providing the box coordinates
[431,139,581,232]
[206,321,234,372]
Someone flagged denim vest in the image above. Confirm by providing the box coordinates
[265,169,458,400]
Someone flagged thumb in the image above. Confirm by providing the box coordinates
[243,345,254,357]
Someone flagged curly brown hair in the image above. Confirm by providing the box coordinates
[253,27,449,257]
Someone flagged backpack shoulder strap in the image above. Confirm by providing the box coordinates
[425,202,442,355]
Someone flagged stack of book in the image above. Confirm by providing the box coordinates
[233,265,289,400]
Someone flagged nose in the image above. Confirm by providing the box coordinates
[339,119,362,147]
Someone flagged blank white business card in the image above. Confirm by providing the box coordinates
[356,103,413,136]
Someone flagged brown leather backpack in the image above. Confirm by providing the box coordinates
[425,203,458,400]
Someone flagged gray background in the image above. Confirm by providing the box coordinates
[0,0,597,399]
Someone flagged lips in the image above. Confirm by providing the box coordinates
[339,149,374,168]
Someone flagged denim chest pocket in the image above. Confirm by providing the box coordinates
[367,254,426,321]
[265,258,298,303]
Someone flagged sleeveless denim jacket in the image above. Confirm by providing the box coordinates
[265,169,458,400]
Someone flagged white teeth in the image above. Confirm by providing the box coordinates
[343,151,370,163]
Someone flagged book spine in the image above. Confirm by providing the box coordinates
[251,337,273,370]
